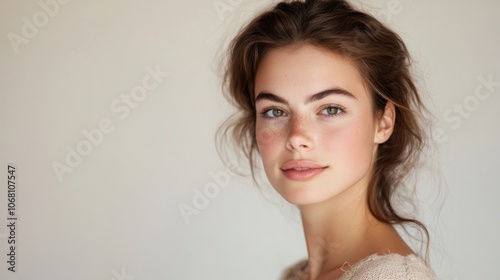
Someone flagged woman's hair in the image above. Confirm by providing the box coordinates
[218,0,430,255]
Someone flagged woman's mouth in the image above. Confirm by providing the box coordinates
[280,160,328,181]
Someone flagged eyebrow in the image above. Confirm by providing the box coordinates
[254,88,356,104]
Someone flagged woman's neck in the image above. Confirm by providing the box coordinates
[297,179,411,280]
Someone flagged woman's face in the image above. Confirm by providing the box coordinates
[254,44,393,206]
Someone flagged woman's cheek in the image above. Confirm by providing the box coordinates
[323,125,362,155]
[324,124,373,167]
[256,125,285,154]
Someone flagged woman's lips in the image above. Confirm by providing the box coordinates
[280,160,328,181]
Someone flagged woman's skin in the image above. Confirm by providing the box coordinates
[254,43,413,280]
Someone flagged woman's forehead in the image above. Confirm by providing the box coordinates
[254,44,369,102]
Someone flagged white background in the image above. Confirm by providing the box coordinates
[0,0,499,279]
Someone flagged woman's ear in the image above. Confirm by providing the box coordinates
[374,102,396,144]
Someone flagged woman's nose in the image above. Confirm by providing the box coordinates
[285,116,314,151]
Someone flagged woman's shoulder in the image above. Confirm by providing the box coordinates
[338,253,436,280]
[280,253,436,280]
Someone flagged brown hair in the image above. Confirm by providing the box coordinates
[218,0,430,255]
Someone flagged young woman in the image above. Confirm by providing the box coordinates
[219,0,436,279]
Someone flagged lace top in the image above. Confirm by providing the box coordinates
[280,253,436,280]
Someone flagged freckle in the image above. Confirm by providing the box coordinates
[258,128,273,145]
[258,126,287,146]
[261,129,272,144]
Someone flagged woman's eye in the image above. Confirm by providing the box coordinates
[320,106,343,117]
[263,108,286,118]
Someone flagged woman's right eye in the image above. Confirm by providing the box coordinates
[262,108,286,118]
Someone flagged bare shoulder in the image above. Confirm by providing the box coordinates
[339,253,437,280]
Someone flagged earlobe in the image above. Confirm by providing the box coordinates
[374,102,396,144]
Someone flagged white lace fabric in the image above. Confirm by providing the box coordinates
[281,253,437,280]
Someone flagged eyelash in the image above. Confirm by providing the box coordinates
[260,107,286,119]
[319,105,346,118]
[259,105,346,119]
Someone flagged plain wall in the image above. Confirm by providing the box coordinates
[0,0,499,279]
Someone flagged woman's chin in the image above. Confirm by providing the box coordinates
[278,189,331,206]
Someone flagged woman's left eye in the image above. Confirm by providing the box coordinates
[320,106,343,117]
